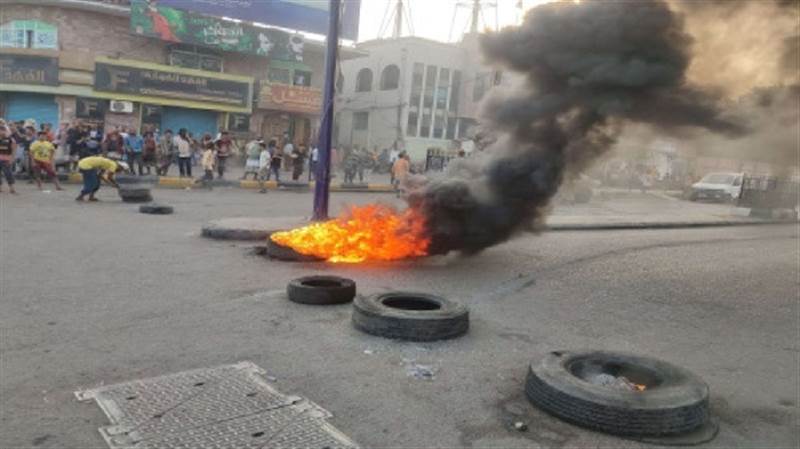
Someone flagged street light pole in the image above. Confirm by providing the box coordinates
[312,0,341,221]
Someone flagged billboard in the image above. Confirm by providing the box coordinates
[155,0,361,41]
[130,0,303,61]
[94,61,251,107]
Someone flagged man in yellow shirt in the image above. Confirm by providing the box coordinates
[29,131,63,191]
[76,156,128,202]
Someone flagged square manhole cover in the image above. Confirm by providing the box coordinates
[75,361,358,448]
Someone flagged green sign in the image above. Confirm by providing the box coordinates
[130,0,303,62]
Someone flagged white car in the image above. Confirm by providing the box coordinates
[690,172,744,202]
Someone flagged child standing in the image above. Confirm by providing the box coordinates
[29,131,63,191]
[200,142,215,189]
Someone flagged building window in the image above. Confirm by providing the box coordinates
[446,119,456,140]
[380,64,400,90]
[0,20,57,49]
[450,70,461,113]
[409,63,424,108]
[420,112,431,138]
[353,111,369,130]
[406,111,418,137]
[293,70,311,87]
[267,67,292,84]
[435,68,450,110]
[423,65,437,108]
[355,68,373,92]
[473,72,488,102]
[433,110,444,139]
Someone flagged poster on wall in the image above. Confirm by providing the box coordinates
[130,0,303,61]
[156,0,360,41]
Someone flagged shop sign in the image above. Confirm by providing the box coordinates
[227,113,250,132]
[130,0,303,61]
[76,97,107,120]
[0,54,59,86]
[95,61,250,107]
[156,0,361,41]
[258,82,321,115]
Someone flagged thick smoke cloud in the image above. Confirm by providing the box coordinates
[411,0,743,256]
[673,0,799,97]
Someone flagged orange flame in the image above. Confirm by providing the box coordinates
[270,204,430,263]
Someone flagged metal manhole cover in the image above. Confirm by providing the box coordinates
[75,361,358,448]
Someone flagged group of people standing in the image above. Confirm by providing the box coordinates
[0,119,64,193]
[83,125,236,179]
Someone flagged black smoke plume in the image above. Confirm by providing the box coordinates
[411,0,744,256]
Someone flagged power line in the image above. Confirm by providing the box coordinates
[404,0,415,36]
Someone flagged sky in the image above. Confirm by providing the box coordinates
[355,0,553,43]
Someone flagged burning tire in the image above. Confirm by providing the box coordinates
[352,292,469,341]
[139,203,173,215]
[287,275,356,305]
[266,238,324,262]
[525,350,709,437]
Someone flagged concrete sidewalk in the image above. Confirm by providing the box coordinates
[202,213,796,240]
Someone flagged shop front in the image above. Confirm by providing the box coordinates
[257,80,321,145]
[91,57,253,136]
[0,53,61,127]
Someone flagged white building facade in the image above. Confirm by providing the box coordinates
[336,35,507,160]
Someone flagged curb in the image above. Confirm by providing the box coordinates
[16,172,396,192]
[545,219,797,231]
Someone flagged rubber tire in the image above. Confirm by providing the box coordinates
[266,238,323,262]
[119,188,153,203]
[352,292,469,341]
[139,203,173,215]
[287,275,356,305]
[525,350,709,437]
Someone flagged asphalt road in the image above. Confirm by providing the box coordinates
[1,184,798,448]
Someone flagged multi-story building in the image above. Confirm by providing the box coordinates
[335,34,509,159]
[0,0,361,145]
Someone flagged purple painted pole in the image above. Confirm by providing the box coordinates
[312,0,341,221]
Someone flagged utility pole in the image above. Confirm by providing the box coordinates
[393,0,404,39]
[312,0,341,221]
[470,0,480,33]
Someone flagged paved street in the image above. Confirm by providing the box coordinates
[1,184,798,448]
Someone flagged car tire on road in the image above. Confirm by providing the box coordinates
[119,188,153,203]
[287,275,356,305]
[352,292,469,341]
[139,203,174,215]
[266,238,324,262]
[525,350,710,437]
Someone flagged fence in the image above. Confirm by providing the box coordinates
[738,176,799,210]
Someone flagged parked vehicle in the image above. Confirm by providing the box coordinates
[689,172,743,202]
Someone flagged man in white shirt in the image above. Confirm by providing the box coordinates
[308,146,319,181]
